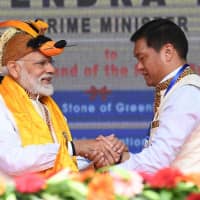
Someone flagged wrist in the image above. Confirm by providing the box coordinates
[120,152,130,163]
[73,140,89,156]
[73,139,97,158]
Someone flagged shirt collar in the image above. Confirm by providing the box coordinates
[160,66,183,83]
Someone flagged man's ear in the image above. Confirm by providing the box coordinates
[162,43,175,62]
[6,61,21,79]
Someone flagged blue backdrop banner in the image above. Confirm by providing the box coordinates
[53,90,154,122]
[53,90,154,151]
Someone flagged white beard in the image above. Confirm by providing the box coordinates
[19,68,54,97]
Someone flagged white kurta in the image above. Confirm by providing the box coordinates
[0,94,89,176]
[117,68,200,173]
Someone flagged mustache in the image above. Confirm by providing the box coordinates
[39,73,54,81]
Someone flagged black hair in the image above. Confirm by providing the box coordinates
[130,18,188,59]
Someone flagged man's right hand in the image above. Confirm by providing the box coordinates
[73,134,128,168]
[73,139,119,165]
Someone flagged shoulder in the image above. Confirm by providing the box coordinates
[178,74,200,88]
[165,84,200,111]
[164,73,200,106]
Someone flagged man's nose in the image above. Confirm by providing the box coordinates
[46,62,56,74]
[136,62,143,71]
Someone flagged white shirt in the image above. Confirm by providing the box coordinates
[0,94,89,176]
[117,68,200,173]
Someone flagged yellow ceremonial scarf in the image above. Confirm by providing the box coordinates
[0,76,78,176]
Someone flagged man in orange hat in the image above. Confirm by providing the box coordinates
[0,19,127,176]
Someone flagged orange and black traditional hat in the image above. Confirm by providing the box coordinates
[0,19,68,70]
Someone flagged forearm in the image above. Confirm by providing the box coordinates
[0,109,60,175]
[0,143,59,176]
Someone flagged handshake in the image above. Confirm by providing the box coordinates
[73,134,129,169]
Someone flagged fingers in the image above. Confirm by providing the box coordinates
[96,135,120,163]
[84,141,118,167]
[96,134,127,164]
[106,134,128,153]
[96,135,114,149]
[100,141,119,164]
[91,138,121,164]
[98,134,128,154]
[76,135,128,168]
[114,140,128,153]
[89,150,109,169]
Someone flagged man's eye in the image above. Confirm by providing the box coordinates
[34,59,55,66]
[139,57,144,61]
[35,60,47,66]
[39,61,46,66]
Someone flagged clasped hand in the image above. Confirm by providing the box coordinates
[74,134,128,169]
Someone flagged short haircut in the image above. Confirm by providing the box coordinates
[130,18,188,59]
